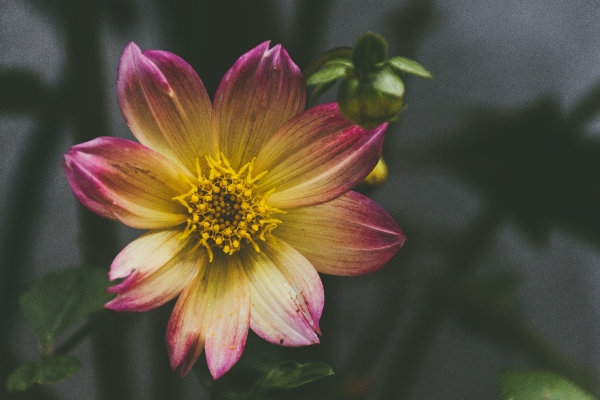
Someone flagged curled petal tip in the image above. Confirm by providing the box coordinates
[124,41,141,54]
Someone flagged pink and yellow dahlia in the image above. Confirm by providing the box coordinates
[63,41,405,379]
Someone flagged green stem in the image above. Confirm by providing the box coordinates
[54,315,104,357]
[0,103,63,396]
[61,1,131,399]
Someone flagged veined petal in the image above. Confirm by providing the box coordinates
[62,156,115,220]
[166,254,250,379]
[105,230,198,312]
[166,269,206,374]
[118,42,214,174]
[63,137,189,229]
[240,240,322,347]
[214,41,305,170]
[203,255,250,379]
[254,103,387,209]
[261,238,324,334]
[277,191,406,276]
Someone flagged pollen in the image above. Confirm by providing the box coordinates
[173,153,283,261]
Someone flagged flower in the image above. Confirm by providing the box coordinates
[62,41,406,379]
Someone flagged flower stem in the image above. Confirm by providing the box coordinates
[62,1,132,399]
[0,103,63,394]
[55,315,104,356]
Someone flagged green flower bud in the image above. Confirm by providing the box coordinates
[338,65,405,128]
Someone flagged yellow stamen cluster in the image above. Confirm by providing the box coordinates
[173,154,283,261]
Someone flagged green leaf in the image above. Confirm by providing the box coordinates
[5,355,81,393]
[303,47,352,81]
[352,32,387,74]
[19,267,112,353]
[245,361,333,399]
[387,56,433,79]
[499,370,597,400]
[234,331,285,374]
[305,59,353,86]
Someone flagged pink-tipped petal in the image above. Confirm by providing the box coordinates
[105,230,199,312]
[63,137,189,229]
[166,270,206,373]
[254,103,387,209]
[62,158,116,220]
[203,255,250,379]
[214,41,305,170]
[118,42,214,174]
[166,254,250,378]
[277,191,406,276]
[240,240,322,346]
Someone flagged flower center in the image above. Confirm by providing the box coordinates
[173,154,282,261]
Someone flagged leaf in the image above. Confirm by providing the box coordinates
[387,56,433,79]
[499,370,597,400]
[234,331,285,374]
[245,361,334,399]
[19,267,112,353]
[303,47,352,81]
[305,59,353,86]
[5,355,81,393]
[192,331,286,396]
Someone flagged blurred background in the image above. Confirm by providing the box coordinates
[2,0,600,399]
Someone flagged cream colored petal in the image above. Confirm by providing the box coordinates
[118,42,214,174]
[203,255,250,379]
[105,230,199,312]
[277,191,405,276]
[260,238,324,334]
[166,253,250,379]
[213,42,305,170]
[240,241,322,347]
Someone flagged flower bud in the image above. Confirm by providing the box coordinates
[338,65,405,128]
[364,156,388,188]
[354,156,388,195]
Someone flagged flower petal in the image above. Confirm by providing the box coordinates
[166,269,206,374]
[118,42,214,174]
[63,136,189,229]
[203,255,250,379]
[277,191,406,276]
[166,254,250,379]
[254,103,387,209]
[214,41,305,170]
[62,155,115,220]
[240,239,322,346]
[105,230,198,312]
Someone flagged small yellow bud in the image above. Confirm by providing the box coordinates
[363,156,388,188]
